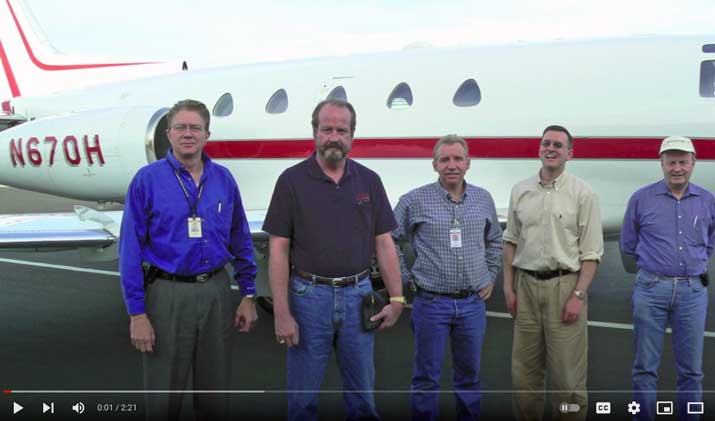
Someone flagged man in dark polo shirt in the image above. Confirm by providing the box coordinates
[263,99,405,420]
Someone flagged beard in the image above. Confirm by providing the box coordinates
[318,141,349,163]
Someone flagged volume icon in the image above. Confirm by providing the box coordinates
[72,401,85,414]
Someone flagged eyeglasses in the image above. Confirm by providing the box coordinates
[170,124,204,133]
[540,140,568,149]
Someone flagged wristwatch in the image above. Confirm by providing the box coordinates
[389,296,407,304]
[243,294,257,302]
[573,290,585,300]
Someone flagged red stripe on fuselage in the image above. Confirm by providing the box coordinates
[5,0,159,71]
[0,40,20,97]
[204,137,715,160]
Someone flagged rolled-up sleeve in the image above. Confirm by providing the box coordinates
[502,187,521,245]
[620,193,640,258]
[484,193,503,283]
[578,190,604,262]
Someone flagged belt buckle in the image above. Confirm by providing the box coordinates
[331,277,344,287]
[196,273,209,282]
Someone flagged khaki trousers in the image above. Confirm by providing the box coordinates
[511,270,588,421]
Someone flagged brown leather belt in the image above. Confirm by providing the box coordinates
[154,267,223,283]
[293,267,370,288]
[522,268,574,280]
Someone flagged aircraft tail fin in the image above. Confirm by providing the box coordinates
[0,0,183,101]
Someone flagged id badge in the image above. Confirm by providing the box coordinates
[450,227,462,248]
[188,217,202,238]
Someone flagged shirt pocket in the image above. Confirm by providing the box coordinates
[690,214,708,246]
[557,202,579,237]
[353,201,374,232]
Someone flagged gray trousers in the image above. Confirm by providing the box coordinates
[143,270,234,421]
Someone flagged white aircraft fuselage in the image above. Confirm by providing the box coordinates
[1,36,714,237]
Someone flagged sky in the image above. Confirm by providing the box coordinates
[24,0,715,69]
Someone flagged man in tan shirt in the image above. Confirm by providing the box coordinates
[502,125,603,421]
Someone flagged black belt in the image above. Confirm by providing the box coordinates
[522,268,575,280]
[154,267,223,283]
[293,267,370,288]
[418,286,475,299]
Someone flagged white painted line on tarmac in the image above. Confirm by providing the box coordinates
[1,257,713,336]
[0,257,119,276]
[0,257,242,289]
[489,310,715,337]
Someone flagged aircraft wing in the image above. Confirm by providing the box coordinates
[0,206,268,250]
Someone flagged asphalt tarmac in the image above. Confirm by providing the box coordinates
[1,187,715,420]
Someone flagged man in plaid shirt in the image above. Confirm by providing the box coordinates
[392,134,503,420]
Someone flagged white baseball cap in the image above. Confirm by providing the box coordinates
[659,136,695,155]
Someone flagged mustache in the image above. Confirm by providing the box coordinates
[322,141,348,152]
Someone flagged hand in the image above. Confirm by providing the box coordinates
[504,288,517,319]
[130,314,155,353]
[562,295,583,323]
[274,312,300,347]
[478,283,494,300]
[370,302,404,331]
[234,297,258,332]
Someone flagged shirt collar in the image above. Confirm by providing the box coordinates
[166,150,213,173]
[537,170,568,191]
[306,152,353,183]
[655,179,701,198]
[435,180,469,203]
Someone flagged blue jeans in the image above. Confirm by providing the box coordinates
[286,275,379,421]
[632,270,708,421]
[410,290,487,420]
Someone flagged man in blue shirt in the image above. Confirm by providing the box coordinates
[263,99,404,420]
[392,134,502,420]
[119,99,258,421]
[621,135,715,420]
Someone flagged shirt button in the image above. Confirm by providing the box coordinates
[204,259,209,263]
[679,231,682,235]
[680,263,684,266]
[458,256,463,260]
[679,246,683,250]
[679,215,682,219]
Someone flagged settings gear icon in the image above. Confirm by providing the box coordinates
[627,401,641,415]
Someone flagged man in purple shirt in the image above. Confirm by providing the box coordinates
[621,135,715,420]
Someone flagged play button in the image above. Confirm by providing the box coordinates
[12,402,23,414]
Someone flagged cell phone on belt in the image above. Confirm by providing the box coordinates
[700,272,709,287]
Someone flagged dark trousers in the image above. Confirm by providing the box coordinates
[143,270,234,421]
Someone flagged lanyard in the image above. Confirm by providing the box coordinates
[174,170,204,217]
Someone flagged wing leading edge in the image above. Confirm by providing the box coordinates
[0,207,269,250]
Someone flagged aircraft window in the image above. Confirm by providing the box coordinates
[387,82,413,110]
[703,44,715,53]
[266,89,289,114]
[327,86,347,101]
[700,61,715,97]
[212,93,233,117]
[453,79,482,107]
